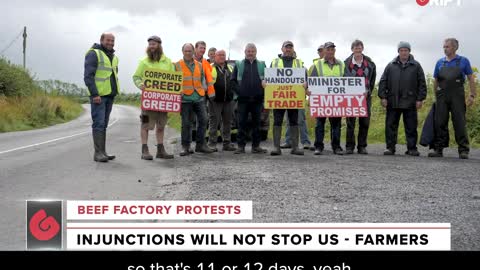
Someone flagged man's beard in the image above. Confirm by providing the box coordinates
[147,47,163,62]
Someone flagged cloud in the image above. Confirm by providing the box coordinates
[105,25,130,33]
[1,0,478,93]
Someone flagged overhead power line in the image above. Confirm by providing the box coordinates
[0,29,24,56]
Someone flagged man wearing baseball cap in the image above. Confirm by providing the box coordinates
[269,41,306,156]
[313,44,325,64]
[308,41,345,155]
[132,35,175,160]
[378,41,427,156]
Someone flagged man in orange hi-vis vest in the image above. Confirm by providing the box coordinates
[175,43,215,156]
[194,40,216,98]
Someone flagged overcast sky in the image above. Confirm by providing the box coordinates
[1,0,478,93]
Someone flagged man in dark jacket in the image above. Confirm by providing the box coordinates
[84,32,119,162]
[344,40,376,155]
[378,41,427,156]
[208,49,236,151]
[231,43,268,154]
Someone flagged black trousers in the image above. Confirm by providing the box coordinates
[315,117,342,150]
[273,109,298,126]
[385,108,418,151]
[434,90,469,153]
[346,95,371,150]
[237,101,263,147]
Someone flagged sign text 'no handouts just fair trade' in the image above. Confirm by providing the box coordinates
[308,77,368,118]
[264,68,306,109]
[141,68,183,113]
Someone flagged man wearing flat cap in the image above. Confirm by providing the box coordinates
[133,35,175,160]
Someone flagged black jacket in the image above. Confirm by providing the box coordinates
[231,59,265,103]
[212,63,234,102]
[378,55,427,109]
[84,43,118,97]
[420,102,449,149]
[344,54,376,95]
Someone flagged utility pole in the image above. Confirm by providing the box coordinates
[22,26,27,69]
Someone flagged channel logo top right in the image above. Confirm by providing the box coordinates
[416,0,462,7]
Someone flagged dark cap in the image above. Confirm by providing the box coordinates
[282,40,294,47]
[317,44,325,51]
[147,35,162,44]
[324,42,336,48]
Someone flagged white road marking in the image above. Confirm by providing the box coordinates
[0,119,119,155]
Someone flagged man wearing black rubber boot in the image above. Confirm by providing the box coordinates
[84,33,119,162]
[269,41,306,156]
[429,38,476,159]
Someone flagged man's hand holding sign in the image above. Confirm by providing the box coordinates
[264,68,307,109]
[308,76,368,118]
[141,68,183,113]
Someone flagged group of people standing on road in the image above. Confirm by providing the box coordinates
[84,33,476,163]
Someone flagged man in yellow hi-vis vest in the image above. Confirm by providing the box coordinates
[269,40,306,156]
[132,35,175,160]
[308,42,345,155]
[84,33,119,162]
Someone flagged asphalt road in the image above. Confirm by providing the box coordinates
[0,104,479,250]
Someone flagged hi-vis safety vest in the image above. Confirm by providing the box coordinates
[271,58,303,68]
[86,49,120,96]
[199,58,216,98]
[175,59,206,96]
[309,58,345,77]
[235,59,266,83]
[211,64,234,82]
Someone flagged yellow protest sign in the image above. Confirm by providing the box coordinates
[141,68,183,113]
[264,68,306,109]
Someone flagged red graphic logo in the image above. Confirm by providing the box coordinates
[417,0,429,6]
[29,209,60,241]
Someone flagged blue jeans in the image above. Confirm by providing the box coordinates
[285,109,311,145]
[237,101,263,147]
[90,96,114,132]
[181,98,207,146]
[314,117,342,150]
